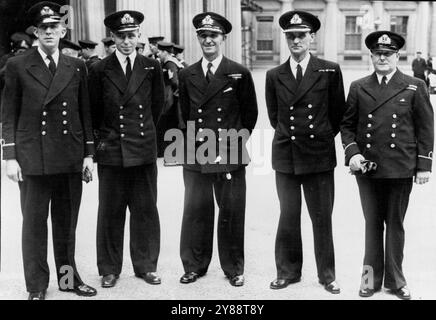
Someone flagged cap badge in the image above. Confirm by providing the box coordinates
[378,34,391,45]
[121,13,134,25]
[202,15,214,26]
[41,6,54,16]
[290,14,302,25]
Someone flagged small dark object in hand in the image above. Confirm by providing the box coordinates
[361,160,377,172]
[82,167,93,183]
[350,160,377,175]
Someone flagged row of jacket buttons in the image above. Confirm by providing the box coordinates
[289,104,315,141]
[365,113,398,149]
[119,105,146,138]
[41,103,69,136]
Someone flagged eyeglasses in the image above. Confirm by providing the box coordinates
[371,50,396,57]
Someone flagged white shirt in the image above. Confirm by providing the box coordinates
[202,54,223,76]
[38,47,60,68]
[115,49,137,75]
[289,53,311,79]
[376,69,397,85]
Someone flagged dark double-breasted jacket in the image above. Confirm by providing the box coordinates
[179,56,258,173]
[88,52,165,167]
[341,70,434,178]
[1,48,95,175]
[265,54,346,175]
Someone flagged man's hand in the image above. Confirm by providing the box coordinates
[415,171,431,185]
[349,154,366,173]
[6,159,23,182]
[83,156,94,173]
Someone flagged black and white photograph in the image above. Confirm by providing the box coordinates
[0,0,436,307]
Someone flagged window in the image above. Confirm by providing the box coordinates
[256,16,273,52]
[345,16,362,51]
[390,16,408,50]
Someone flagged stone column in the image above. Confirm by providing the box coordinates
[279,0,294,63]
[323,0,339,62]
[415,1,430,57]
[225,0,242,63]
[430,2,436,58]
[83,0,107,57]
[205,0,242,62]
[117,0,172,48]
[179,0,204,64]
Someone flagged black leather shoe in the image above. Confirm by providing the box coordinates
[229,275,245,287]
[389,286,412,300]
[136,272,161,285]
[28,290,46,300]
[359,287,380,298]
[101,274,119,288]
[180,272,203,284]
[59,284,97,297]
[270,277,301,290]
[320,280,341,294]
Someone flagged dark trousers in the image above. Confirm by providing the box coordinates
[275,170,335,283]
[356,177,413,290]
[97,164,160,276]
[19,174,83,293]
[180,168,246,277]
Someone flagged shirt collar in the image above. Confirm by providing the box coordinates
[115,49,137,65]
[202,54,223,75]
[38,46,60,66]
[376,69,397,84]
[289,53,311,74]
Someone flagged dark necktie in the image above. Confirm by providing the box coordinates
[206,62,214,83]
[296,64,303,85]
[47,55,56,76]
[381,75,388,90]
[126,56,132,82]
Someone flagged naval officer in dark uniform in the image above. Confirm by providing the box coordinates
[265,11,346,293]
[88,10,165,289]
[341,31,434,300]
[178,12,258,287]
[1,1,97,300]
[79,39,101,71]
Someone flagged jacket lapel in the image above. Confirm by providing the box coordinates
[277,60,298,95]
[188,60,208,93]
[25,49,52,89]
[361,73,379,102]
[44,54,75,106]
[291,55,322,105]
[121,56,151,105]
[200,57,231,106]
[104,53,128,94]
[369,70,408,113]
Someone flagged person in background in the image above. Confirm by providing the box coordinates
[136,41,146,55]
[412,51,427,82]
[102,37,116,57]
[79,39,101,71]
[60,39,82,58]
[155,41,184,160]
[148,36,164,60]
[174,44,188,68]
[25,25,40,47]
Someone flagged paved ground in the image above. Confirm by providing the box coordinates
[1,67,436,301]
